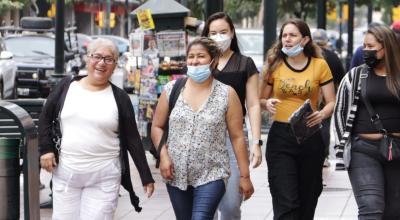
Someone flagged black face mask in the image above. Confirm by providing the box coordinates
[363,49,381,68]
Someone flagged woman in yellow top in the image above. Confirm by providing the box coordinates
[260,19,336,219]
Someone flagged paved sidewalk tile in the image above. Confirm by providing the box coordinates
[26,146,357,220]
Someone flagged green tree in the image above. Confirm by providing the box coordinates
[224,0,261,23]
[0,0,25,13]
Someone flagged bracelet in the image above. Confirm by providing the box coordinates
[240,175,250,179]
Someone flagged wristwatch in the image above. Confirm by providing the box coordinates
[252,139,263,146]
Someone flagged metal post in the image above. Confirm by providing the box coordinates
[264,0,277,61]
[205,0,223,19]
[338,1,343,59]
[105,0,111,34]
[0,101,40,220]
[346,0,355,70]
[367,1,373,24]
[317,0,327,29]
[49,0,66,89]
[125,0,129,37]
[55,0,65,76]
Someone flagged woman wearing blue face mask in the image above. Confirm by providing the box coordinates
[201,12,262,220]
[151,37,254,220]
[260,19,336,219]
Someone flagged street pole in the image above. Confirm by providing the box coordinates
[367,1,373,24]
[105,0,111,34]
[205,0,223,19]
[50,0,66,89]
[317,0,327,29]
[125,0,129,37]
[338,1,343,59]
[264,0,277,61]
[346,0,355,70]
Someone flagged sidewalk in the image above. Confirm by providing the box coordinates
[33,145,358,220]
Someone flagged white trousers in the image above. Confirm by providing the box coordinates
[52,158,121,220]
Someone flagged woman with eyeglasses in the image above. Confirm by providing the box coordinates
[39,38,155,219]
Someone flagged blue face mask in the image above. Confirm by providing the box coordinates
[187,63,212,83]
[281,43,304,57]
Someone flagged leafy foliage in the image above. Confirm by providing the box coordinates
[0,0,25,13]
[224,0,261,23]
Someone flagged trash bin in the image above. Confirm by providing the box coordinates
[0,138,20,220]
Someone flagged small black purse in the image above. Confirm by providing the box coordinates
[360,69,400,161]
[51,117,62,163]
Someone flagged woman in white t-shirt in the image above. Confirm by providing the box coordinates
[39,38,154,219]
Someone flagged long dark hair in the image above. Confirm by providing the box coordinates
[265,19,322,78]
[201,12,240,53]
[367,25,400,98]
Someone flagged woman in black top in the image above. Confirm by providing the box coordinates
[332,25,400,219]
[202,12,261,220]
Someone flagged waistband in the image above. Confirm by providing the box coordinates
[271,121,291,128]
[354,135,380,144]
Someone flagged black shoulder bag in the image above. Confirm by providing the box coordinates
[154,77,187,167]
[360,69,400,161]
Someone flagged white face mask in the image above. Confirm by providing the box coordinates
[210,33,232,52]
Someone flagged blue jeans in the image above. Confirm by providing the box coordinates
[349,137,400,220]
[167,180,226,220]
[215,130,249,220]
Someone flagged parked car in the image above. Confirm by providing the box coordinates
[0,17,82,98]
[0,38,17,99]
[235,29,271,133]
[235,29,264,72]
[91,35,129,56]
[65,32,92,68]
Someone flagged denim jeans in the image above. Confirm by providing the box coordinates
[266,121,325,220]
[214,131,248,220]
[348,137,400,220]
[167,179,226,220]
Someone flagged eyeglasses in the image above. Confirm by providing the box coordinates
[90,54,116,65]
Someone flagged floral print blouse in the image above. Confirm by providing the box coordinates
[164,79,230,190]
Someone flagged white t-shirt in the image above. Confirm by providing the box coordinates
[59,81,120,173]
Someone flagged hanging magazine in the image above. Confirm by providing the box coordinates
[155,31,186,57]
[288,99,322,144]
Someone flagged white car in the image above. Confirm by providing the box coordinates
[235,29,264,72]
[0,39,17,99]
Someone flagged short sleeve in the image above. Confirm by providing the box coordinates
[319,60,334,86]
[245,56,259,78]
[163,80,176,102]
[266,71,275,85]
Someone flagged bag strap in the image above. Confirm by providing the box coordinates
[360,67,388,135]
[156,77,188,157]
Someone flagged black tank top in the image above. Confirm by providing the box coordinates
[353,72,400,133]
